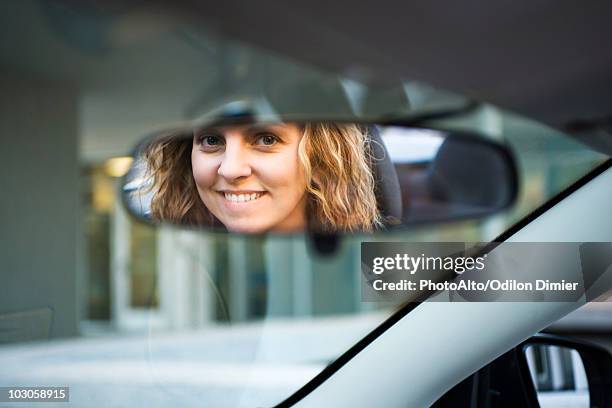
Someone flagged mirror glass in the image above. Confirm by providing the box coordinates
[525,344,589,408]
[122,121,517,233]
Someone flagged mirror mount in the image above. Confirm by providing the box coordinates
[307,231,341,257]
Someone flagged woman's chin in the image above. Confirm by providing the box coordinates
[217,206,308,234]
[223,220,306,234]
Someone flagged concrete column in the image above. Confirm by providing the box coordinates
[227,236,249,321]
[0,71,80,340]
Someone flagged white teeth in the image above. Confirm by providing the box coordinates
[223,192,262,202]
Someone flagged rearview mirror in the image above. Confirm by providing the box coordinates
[122,120,518,234]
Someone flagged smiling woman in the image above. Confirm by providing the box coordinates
[192,123,308,233]
[142,122,382,233]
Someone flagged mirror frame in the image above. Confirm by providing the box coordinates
[119,116,519,239]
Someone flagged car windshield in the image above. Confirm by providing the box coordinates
[0,2,607,407]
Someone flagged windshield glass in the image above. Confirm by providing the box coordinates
[0,2,607,407]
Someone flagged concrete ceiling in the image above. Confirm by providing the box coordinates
[3,1,605,162]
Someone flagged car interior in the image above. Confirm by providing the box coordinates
[1,1,611,408]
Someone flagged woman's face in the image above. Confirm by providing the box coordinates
[191,123,308,233]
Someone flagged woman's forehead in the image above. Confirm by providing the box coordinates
[202,122,298,133]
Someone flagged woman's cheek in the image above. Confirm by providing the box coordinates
[259,152,304,184]
[283,155,307,189]
[191,155,217,188]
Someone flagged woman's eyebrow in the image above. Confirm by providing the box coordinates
[195,124,289,135]
[193,126,222,135]
[245,124,289,133]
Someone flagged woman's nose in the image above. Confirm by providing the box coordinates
[217,144,252,180]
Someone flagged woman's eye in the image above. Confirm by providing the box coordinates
[255,134,278,146]
[203,135,221,146]
[196,134,224,148]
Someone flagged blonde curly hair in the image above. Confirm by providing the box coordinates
[142,122,382,232]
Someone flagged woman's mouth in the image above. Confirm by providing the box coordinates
[220,191,265,203]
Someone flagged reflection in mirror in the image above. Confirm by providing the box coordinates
[525,344,589,408]
[122,122,517,234]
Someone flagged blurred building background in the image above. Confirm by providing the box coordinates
[78,102,606,335]
[0,0,607,343]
